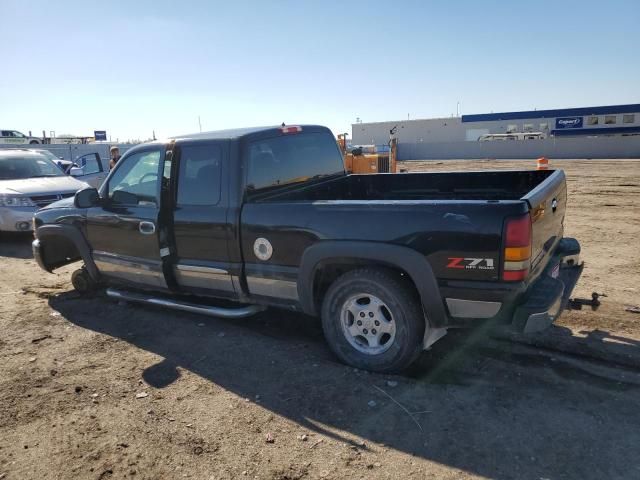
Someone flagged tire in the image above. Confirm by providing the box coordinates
[321,267,426,373]
[29,140,40,144]
[71,267,96,294]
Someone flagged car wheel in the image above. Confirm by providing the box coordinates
[321,267,426,373]
[29,140,40,144]
[71,267,97,294]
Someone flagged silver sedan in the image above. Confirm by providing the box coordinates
[0,150,90,232]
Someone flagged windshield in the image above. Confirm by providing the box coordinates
[36,150,60,161]
[0,154,65,180]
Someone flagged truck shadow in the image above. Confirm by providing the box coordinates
[0,232,34,259]
[50,292,640,480]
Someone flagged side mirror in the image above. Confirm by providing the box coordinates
[74,187,99,208]
[111,189,138,205]
[70,166,84,177]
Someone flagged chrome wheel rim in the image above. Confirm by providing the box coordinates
[340,293,396,355]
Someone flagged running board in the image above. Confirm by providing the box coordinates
[106,288,266,319]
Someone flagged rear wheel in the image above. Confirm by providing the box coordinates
[321,267,426,372]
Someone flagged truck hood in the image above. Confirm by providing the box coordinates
[0,176,89,196]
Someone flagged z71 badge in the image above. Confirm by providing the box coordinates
[447,257,495,270]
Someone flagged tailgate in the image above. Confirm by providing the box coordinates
[522,169,567,271]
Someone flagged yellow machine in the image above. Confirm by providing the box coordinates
[337,132,398,174]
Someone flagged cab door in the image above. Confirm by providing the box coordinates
[170,141,236,297]
[71,153,108,188]
[86,146,167,289]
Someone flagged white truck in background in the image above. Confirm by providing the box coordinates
[0,130,42,145]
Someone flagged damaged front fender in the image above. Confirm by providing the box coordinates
[33,224,100,282]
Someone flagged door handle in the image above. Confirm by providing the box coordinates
[139,221,156,235]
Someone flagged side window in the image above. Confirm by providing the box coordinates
[176,144,221,206]
[1,131,10,137]
[108,149,161,206]
[587,116,599,125]
[506,124,518,133]
[623,114,635,124]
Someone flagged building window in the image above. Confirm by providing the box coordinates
[587,116,599,125]
[506,124,518,133]
[604,115,616,125]
[523,123,534,132]
[623,114,635,124]
[539,122,548,131]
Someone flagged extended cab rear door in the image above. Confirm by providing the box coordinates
[168,140,237,297]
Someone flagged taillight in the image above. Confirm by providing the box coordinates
[280,125,302,134]
[503,214,532,281]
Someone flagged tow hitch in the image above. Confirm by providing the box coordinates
[568,292,607,311]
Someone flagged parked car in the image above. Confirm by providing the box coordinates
[0,150,90,232]
[32,125,583,372]
[24,148,74,174]
[10,148,107,188]
[0,130,41,145]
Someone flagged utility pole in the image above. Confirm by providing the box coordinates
[198,116,202,132]
[456,101,460,117]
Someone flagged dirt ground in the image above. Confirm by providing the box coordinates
[1,159,639,480]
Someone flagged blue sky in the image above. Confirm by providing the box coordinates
[1,0,639,141]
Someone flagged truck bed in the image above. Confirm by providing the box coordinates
[244,168,566,287]
[259,170,557,202]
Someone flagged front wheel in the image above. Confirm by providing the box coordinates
[29,140,40,145]
[321,268,426,373]
[71,267,97,295]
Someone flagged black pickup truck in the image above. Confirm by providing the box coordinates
[32,125,583,372]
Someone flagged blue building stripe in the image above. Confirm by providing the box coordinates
[551,125,640,136]
[462,104,640,123]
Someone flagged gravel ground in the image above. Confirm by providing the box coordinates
[1,159,639,480]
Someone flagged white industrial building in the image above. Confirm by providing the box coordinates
[352,104,640,159]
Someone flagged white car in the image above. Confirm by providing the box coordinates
[0,129,41,145]
[0,150,90,232]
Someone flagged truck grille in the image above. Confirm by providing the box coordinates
[377,155,390,173]
[30,193,75,207]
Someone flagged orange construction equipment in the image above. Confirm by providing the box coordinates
[337,130,398,174]
[537,157,550,170]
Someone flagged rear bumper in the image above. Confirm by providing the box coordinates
[511,237,582,332]
[441,237,583,331]
[512,259,583,333]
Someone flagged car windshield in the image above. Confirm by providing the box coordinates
[0,154,65,180]
[36,150,59,161]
